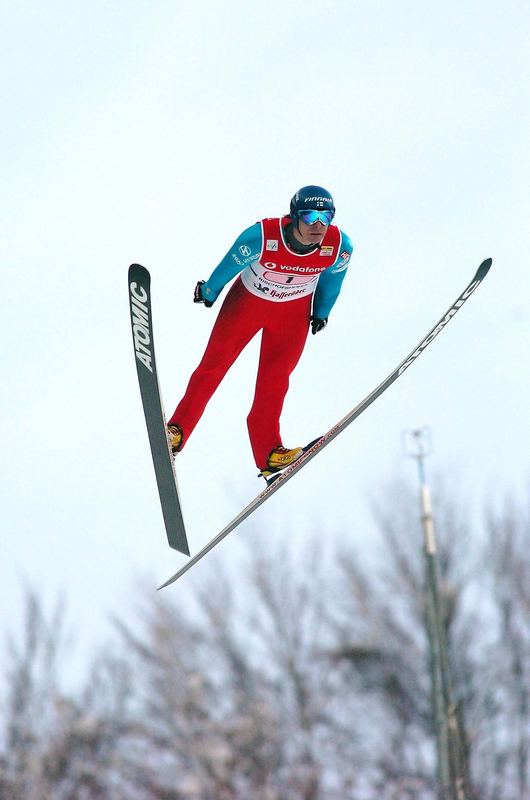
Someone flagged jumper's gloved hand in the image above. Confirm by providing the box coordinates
[310,316,328,335]
[194,280,214,307]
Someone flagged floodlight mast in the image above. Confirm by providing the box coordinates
[403,428,468,800]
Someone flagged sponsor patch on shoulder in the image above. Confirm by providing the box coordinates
[319,246,334,257]
[332,249,351,273]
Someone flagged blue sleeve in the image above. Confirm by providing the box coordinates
[312,232,353,319]
[200,223,263,305]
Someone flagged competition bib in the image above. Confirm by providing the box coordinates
[240,217,341,303]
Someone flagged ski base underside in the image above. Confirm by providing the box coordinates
[158,258,492,588]
[129,263,190,556]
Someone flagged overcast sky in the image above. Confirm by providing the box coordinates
[2,1,529,658]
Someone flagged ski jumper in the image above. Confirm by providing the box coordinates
[169,217,353,468]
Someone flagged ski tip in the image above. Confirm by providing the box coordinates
[475,258,492,280]
[128,263,150,281]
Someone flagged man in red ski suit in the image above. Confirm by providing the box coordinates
[167,185,353,479]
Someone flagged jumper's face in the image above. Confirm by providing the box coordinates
[296,217,328,245]
[293,208,334,246]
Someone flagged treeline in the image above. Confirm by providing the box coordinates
[1,479,529,799]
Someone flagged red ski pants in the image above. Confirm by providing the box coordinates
[169,278,311,468]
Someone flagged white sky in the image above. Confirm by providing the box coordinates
[2,1,529,658]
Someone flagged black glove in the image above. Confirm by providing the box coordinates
[193,280,213,307]
[310,316,328,335]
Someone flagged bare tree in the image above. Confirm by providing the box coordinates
[111,541,364,799]
[2,481,529,799]
[330,478,530,799]
[0,588,136,799]
[468,490,530,800]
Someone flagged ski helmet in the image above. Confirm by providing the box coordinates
[289,185,335,223]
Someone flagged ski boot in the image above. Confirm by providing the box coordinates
[166,423,183,455]
[259,445,304,482]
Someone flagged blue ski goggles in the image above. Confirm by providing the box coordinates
[297,209,334,225]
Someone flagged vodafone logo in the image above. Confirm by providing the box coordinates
[262,262,322,274]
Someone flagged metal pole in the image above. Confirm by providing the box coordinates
[403,428,467,800]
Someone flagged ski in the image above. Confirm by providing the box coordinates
[158,258,492,588]
[128,264,190,556]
